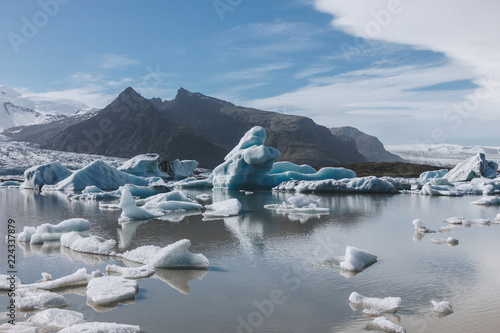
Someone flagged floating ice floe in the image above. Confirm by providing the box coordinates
[471,196,500,205]
[264,194,329,216]
[106,264,155,279]
[430,237,459,246]
[443,217,469,225]
[16,288,69,311]
[274,176,396,193]
[0,274,21,291]
[412,219,434,233]
[349,292,401,315]
[495,214,500,223]
[17,218,91,244]
[203,198,242,219]
[139,191,202,212]
[431,300,453,315]
[86,276,138,306]
[420,183,462,196]
[443,153,498,182]
[367,316,406,333]
[25,268,92,290]
[27,308,85,329]
[0,180,22,187]
[340,246,377,272]
[42,160,165,191]
[195,193,212,202]
[58,322,140,333]
[61,232,116,255]
[21,161,73,190]
[119,239,209,269]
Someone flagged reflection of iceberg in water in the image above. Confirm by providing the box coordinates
[223,216,265,256]
[60,246,111,265]
[87,297,136,313]
[284,213,323,224]
[153,268,208,295]
[156,211,202,223]
[118,220,147,249]
[18,241,61,256]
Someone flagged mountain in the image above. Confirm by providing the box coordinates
[0,85,90,129]
[151,88,366,167]
[330,126,405,163]
[3,87,367,168]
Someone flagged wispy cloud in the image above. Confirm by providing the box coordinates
[218,63,294,81]
[98,54,141,69]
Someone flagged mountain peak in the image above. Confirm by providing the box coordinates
[0,85,22,98]
[174,87,234,107]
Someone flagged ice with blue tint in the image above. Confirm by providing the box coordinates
[274,176,395,193]
[21,161,72,190]
[118,153,169,178]
[86,276,138,306]
[42,160,165,191]
[268,161,317,175]
[139,191,202,212]
[118,187,155,221]
[203,198,242,218]
[419,169,449,181]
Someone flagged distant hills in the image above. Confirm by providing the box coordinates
[330,126,405,163]
[2,87,404,169]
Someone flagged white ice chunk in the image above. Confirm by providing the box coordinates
[25,268,92,290]
[203,198,242,218]
[264,194,329,215]
[340,246,377,272]
[86,276,138,306]
[21,161,72,190]
[412,219,434,233]
[420,183,463,196]
[119,239,209,269]
[0,322,41,332]
[349,292,401,314]
[274,176,395,193]
[142,191,202,211]
[367,316,406,333]
[495,214,500,223]
[17,218,91,244]
[42,160,165,191]
[471,218,490,226]
[106,264,155,279]
[61,232,116,255]
[118,187,155,221]
[27,308,85,329]
[16,288,69,311]
[444,217,469,225]
[471,196,500,205]
[58,322,140,333]
[431,300,453,314]
[196,193,212,201]
[444,153,498,182]
[0,274,21,291]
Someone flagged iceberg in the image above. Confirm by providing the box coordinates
[340,246,377,272]
[212,126,280,190]
[17,218,91,244]
[349,292,401,314]
[58,322,140,333]
[60,232,117,255]
[161,159,199,179]
[140,191,202,212]
[443,153,498,182]
[106,264,155,279]
[86,276,138,306]
[444,217,469,225]
[471,196,500,205]
[274,176,395,193]
[196,193,212,202]
[119,187,156,221]
[16,288,69,311]
[431,300,453,314]
[495,213,500,223]
[27,308,85,329]
[119,239,209,269]
[420,183,463,196]
[367,316,406,333]
[42,160,165,191]
[430,237,459,246]
[21,161,72,190]
[118,153,169,178]
[203,198,242,218]
[412,219,434,233]
[268,161,317,175]
[0,180,22,187]
[419,169,449,181]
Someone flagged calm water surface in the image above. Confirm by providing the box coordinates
[1,188,500,333]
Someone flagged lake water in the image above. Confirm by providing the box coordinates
[1,187,500,333]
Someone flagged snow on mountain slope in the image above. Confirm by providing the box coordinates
[0,135,127,176]
[0,85,90,129]
[386,144,500,167]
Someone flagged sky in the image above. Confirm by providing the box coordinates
[1,0,499,146]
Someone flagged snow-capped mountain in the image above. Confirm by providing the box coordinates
[386,144,500,167]
[0,85,90,129]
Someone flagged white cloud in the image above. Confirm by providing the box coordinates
[99,54,141,69]
[218,63,294,81]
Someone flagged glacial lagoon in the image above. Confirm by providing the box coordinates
[1,187,500,332]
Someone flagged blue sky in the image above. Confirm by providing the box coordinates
[1,0,499,146]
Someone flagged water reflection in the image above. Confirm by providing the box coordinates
[60,246,111,265]
[153,268,208,295]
